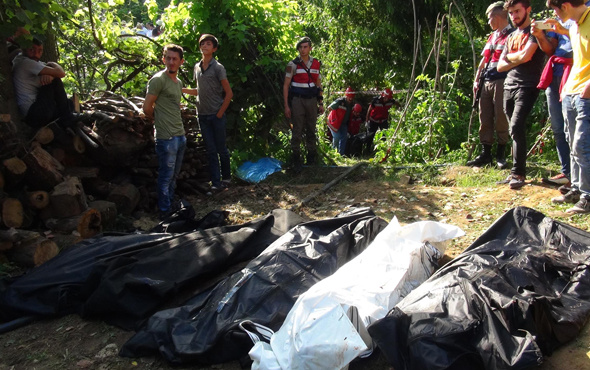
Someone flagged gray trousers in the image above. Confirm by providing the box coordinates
[478,79,509,146]
[290,96,318,159]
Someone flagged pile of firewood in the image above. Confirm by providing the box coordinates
[0,92,210,267]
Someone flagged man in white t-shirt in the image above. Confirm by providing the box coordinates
[12,38,75,128]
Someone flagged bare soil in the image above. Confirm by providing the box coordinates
[1,165,589,370]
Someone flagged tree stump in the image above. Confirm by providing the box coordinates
[49,177,88,218]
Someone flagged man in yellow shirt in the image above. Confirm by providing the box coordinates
[547,0,590,213]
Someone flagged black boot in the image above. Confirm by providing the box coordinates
[496,144,508,170]
[291,153,303,174]
[467,144,493,167]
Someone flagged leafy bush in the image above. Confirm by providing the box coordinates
[374,60,470,164]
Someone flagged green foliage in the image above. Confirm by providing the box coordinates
[58,2,161,99]
[165,0,302,158]
[374,61,470,164]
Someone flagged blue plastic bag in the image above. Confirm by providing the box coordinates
[236,158,283,184]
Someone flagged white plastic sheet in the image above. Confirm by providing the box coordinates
[249,218,464,370]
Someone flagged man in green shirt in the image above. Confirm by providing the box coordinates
[143,44,186,220]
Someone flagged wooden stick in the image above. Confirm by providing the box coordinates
[290,162,366,211]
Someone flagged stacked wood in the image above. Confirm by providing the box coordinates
[0,92,211,269]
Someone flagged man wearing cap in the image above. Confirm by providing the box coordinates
[283,36,324,172]
[366,88,397,134]
[143,44,186,220]
[468,1,514,168]
[183,34,233,192]
[326,87,355,154]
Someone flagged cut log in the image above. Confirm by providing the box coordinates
[7,236,59,267]
[1,198,24,228]
[27,190,50,210]
[23,146,64,191]
[106,183,140,215]
[49,177,88,218]
[88,200,117,228]
[45,208,102,239]
[34,126,55,145]
[2,157,27,189]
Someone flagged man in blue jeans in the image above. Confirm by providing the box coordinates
[184,34,233,192]
[496,0,545,189]
[143,44,186,220]
[547,0,590,213]
[534,14,574,189]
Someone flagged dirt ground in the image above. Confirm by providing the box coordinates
[1,165,589,370]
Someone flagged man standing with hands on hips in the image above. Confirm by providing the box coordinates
[283,37,324,173]
[143,44,187,220]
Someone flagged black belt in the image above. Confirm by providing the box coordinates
[291,94,317,99]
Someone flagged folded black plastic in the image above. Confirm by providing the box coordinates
[368,206,590,370]
[120,207,388,365]
[0,209,303,330]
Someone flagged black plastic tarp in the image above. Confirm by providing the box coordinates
[120,207,388,365]
[368,206,590,370]
[0,209,304,330]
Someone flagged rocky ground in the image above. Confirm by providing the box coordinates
[0,164,589,370]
